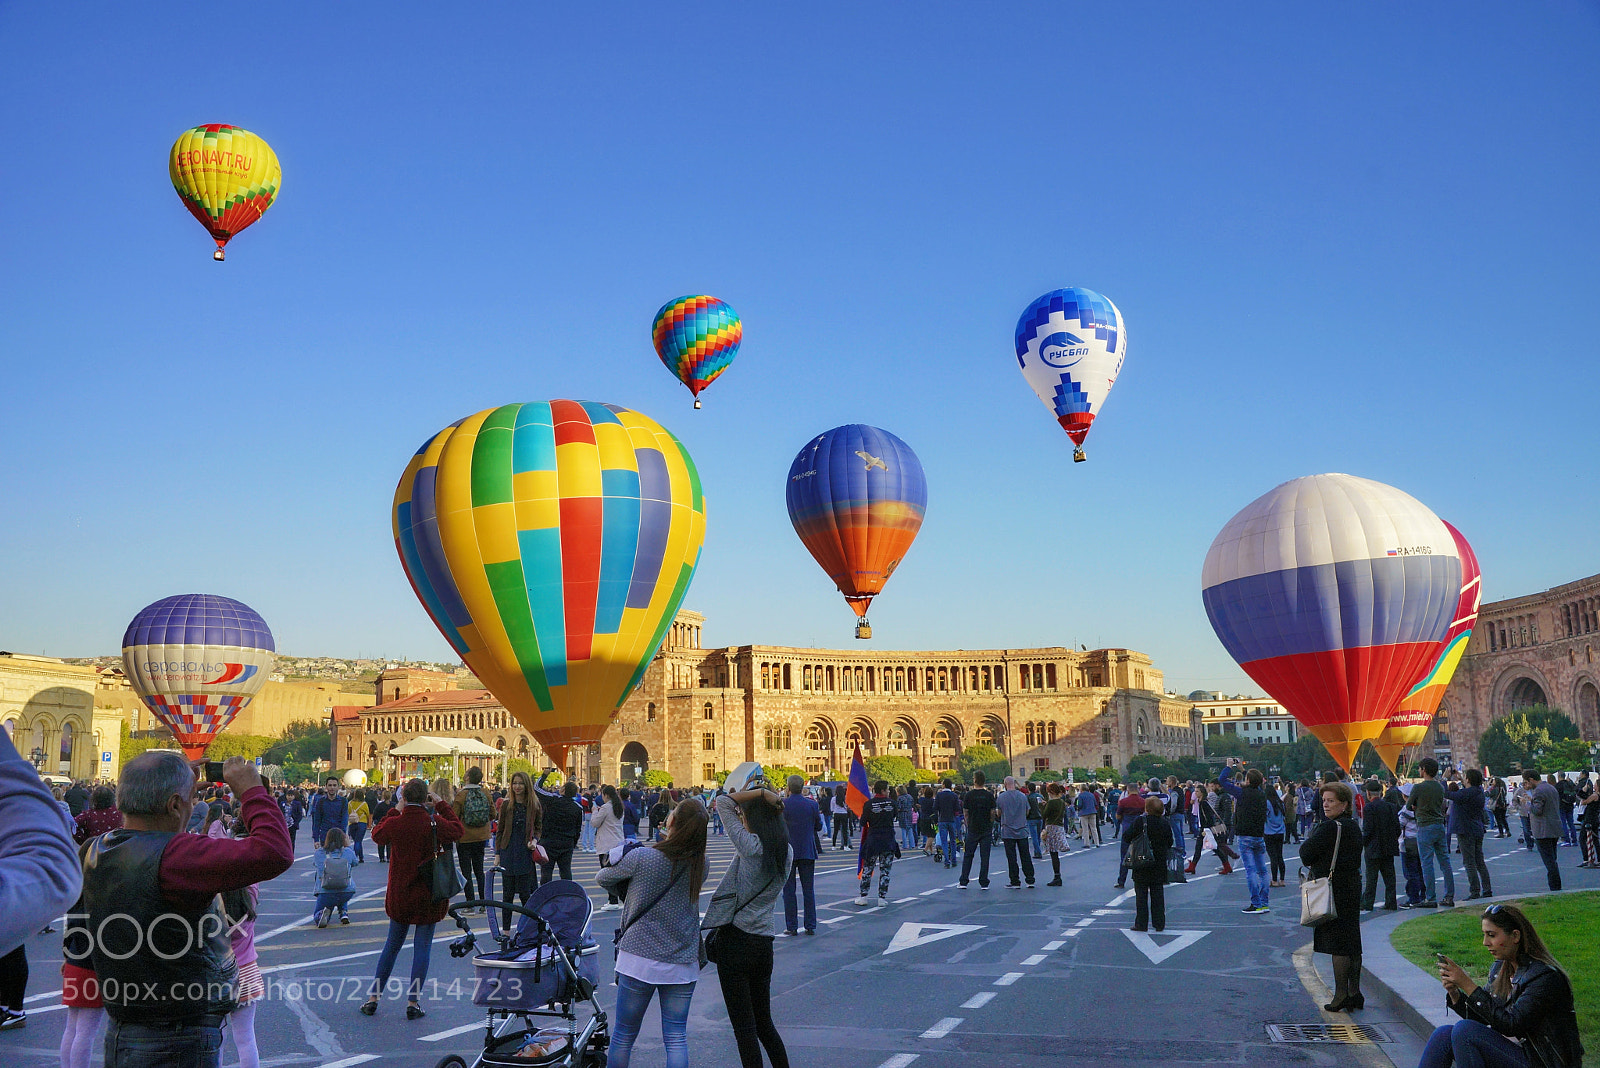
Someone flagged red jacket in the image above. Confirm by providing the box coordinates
[371,801,465,925]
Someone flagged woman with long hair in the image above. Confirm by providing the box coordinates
[708,781,793,1068]
[1126,796,1172,931]
[591,784,626,910]
[1300,781,1365,1011]
[495,771,543,927]
[596,798,709,1068]
[1041,781,1070,886]
[1423,903,1583,1068]
[1263,781,1288,887]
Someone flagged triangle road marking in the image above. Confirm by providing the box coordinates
[1119,928,1210,964]
[883,921,986,955]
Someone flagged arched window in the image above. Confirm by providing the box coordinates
[888,724,908,751]
[1024,722,1035,746]
[518,737,529,757]
[496,736,507,751]
[703,702,714,720]
[976,721,996,747]
[803,666,812,691]
[647,702,657,721]
[932,726,950,748]
[1046,721,1057,744]
[59,721,74,768]
[1136,716,1148,745]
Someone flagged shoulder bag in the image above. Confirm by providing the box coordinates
[421,816,463,903]
[1299,818,1343,927]
[1126,828,1156,870]
[611,860,686,982]
[701,868,779,968]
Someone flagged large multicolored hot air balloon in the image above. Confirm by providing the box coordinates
[169,125,281,261]
[121,594,276,760]
[393,401,706,768]
[1201,474,1461,770]
[786,424,926,640]
[1373,520,1482,773]
[1014,287,1126,462]
[652,295,742,408]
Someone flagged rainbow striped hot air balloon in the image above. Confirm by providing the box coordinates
[786,424,927,640]
[393,401,706,768]
[652,295,742,408]
[1201,474,1461,771]
[1372,521,1482,774]
[169,125,281,261]
[122,594,275,760]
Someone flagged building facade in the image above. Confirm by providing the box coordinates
[1191,693,1299,746]
[1435,571,1600,765]
[353,612,1203,786]
[0,653,126,780]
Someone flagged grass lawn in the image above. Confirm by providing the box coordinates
[1390,890,1598,1066]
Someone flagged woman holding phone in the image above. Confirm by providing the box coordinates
[1422,903,1582,1067]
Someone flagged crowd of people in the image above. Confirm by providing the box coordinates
[1,719,1591,1068]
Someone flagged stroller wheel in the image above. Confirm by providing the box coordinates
[432,1057,468,1068]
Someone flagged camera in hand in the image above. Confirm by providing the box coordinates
[194,760,227,784]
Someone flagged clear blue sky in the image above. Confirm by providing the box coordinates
[3,3,1597,696]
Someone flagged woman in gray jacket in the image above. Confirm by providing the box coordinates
[595,798,708,1068]
[708,784,793,1068]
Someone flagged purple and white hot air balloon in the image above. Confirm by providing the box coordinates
[121,594,275,760]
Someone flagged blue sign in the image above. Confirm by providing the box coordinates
[102,751,112,763]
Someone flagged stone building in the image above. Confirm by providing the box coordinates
[0,652,126,780]
[354,611,1202,786]
[1434,571,1600,765]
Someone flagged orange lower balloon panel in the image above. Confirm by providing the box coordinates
[1304,719,1388,773]
[844,595,873,619]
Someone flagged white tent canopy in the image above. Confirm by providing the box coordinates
[389,735,504,757]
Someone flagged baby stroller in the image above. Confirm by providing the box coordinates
[435,872,608,1068]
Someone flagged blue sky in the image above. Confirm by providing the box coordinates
[2,3,1596,696]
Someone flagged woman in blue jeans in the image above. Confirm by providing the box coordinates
[595,798,709,1068]
[1421,904,1582,1068]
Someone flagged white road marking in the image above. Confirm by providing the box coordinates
[877,1056,920,1068]
[883,922,986,955]
[919,1017,963,1039]
[420,1021,489,1042]
[257,888,385,943]
[1121,928,1211,964]
[317,1058,379,1068]
[1092,908,1123,915]
[261,949,382,974]
[1107,890,1134,906]
[1042,940,1065,951]
[993,972,1024,986]
[919,888,943,895]
[1073,918,1094,927]
[285,977,347,1060]
[893,896,917,903]
[1020,953,1047,966]
[23,989,62,1002]
[820,915,853,924]
[961,991,997,1009]
[1062,928,1083,937]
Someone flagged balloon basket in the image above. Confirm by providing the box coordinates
[855,620,872,640]
[693,398,701,409]
[213,249,225,261]
[1072,447,1086,463]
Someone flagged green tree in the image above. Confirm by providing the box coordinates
[1093,766,1121,784]
[1478,707,1578,774]
[640,768,674,789]
[1026,768,1061,782]
[761,765,806,787]
[1203,733,1251,759]
[263,720,332,767]
[120,721,178,762]
[910,768,939,783]
[957,744,1009,785]
[864,754,916,785]
[206,733,276,761]
[1534,737,1594,773]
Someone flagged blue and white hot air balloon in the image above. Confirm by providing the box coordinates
[1014,287,1126,462]
[121,594,275,759]
[1200,474,1460,770]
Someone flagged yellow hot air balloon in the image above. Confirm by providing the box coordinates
[392,401,706,770]
[169,125,281,261]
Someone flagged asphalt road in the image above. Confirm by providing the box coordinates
[5,824,1592,1067]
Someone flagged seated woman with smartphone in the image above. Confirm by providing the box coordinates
[1422,903,1583,1068]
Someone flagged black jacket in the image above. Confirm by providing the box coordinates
[1361,798,1401,859]
[1126,814,1172,884]
[1450,959,1583,1068]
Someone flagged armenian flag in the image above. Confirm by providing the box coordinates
[846,742,871,877]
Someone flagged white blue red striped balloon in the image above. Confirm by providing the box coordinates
[1200,474,1460,769]
[121,594,275,760]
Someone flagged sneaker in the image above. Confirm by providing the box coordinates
[979,884,991,890]
[0,1010,25,1031]
[854,895,871,906]
[1026,882,1036,889]
[1398,902,1415,910]
[316,909,329,928]
[1241,905,1263,914]
[874,898,887,908]
[340,913,350,925]
[1047,878,1063,887]
[599,902,623,912]
[1007,883,1022,890]
[782,930,799,937]
[803,929,816,935]
[1440,898,1455,908]
[1418,901,1438,909]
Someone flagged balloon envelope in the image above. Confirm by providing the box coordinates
[652,295,741,404]
[1014,287,1126,458]
[785,424,926,628]
[393,401,706,766]
[1373,520,1481,773]
[121,594,275,760]
[1201,474,1461,770]
[169,124,281,258]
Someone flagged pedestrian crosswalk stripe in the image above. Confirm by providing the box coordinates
[877,1056,920,1068]
[919,1017,963,1039]
[960,991,997,1009]
[316,1057,379,1067]
[420,1022,490,1043]
[1020,953,1047,965]
[993,972,1024,985]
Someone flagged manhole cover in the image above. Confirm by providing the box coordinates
[1267,1023,1391,1044]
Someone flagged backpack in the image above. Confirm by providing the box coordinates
[322,853,352,891]
[1557,780,1577,805]
[460,786,492,827]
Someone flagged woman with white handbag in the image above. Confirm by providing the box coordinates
[1299,780,1365,1011]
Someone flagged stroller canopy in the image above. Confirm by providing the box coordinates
[514,879,593,948]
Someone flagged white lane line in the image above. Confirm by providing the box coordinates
[1042,940,1065,951]
[1062,928,1083,937]
[420,1021,489,1043]
[994,972,1024,986]
[819,916,853,925]
[317,1057,379,1068]
[22,1003,67,1015]
[893,896,917,903]
[877,1056,920,1068]
[24,989,63,1002]
[257,887,385,943]
[919,1017,963,1039]
[1074,918,1094,927]
[1107,890,1134,906]
[919,888,943,895]
[261,949,382,974]
[1092,908,1123,915]
[961,991,997,1009]
[1020,954,1047,966]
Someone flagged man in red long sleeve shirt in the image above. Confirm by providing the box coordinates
[80,752,293,1067]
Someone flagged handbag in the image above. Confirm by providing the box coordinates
[701,870,778,967]
[1126,829,1156,870]
[421,817,463,903]
[1300,819,1343,927]
[530,841,550,865]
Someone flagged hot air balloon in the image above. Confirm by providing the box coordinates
[1014,287,1125,462]
[1201,474,1461,771]
[121,594,276,760]
[393,401,706,769]
[786,424,926,640]
[169,125,281,261]
[1373,521,1482,774]
[652,295,742,408]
